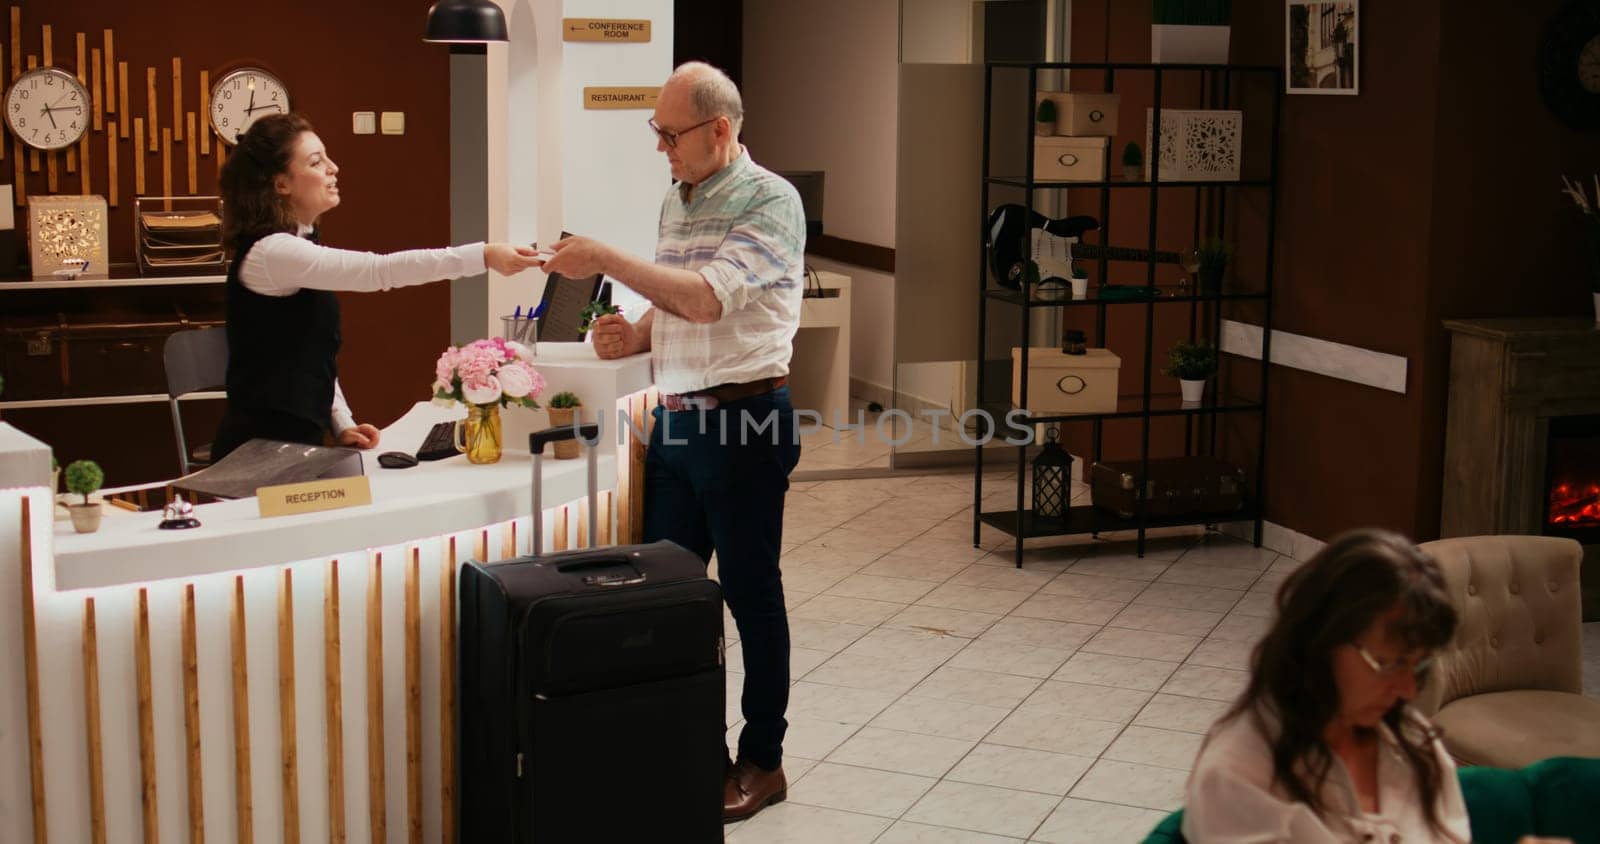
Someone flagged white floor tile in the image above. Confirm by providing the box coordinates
[826,573,939,604]
[1207,612,1271,644]
[944,742,1093,795]
[946,638,1074,679]
[826,727,976,778]
[1176,540,1280,571]
[787,618,874,654]
[791,594,905,627]
[1229,591,1276,618]
[1107,604,1225,638]
[1066,557,1172,582]
[726,802,892,843]
[860,555,974,583]
[984,709,1123,757]
[783,716,864,761]
[869,695,1013,742]
[909,666,1045,709]
[1160,665,1249,702]
[1186,637,1254,671]
[947,564,1058,593]
[1038,572,1148,602]
[980,616,1100,650]
[1018,681,1151,723]
[804,652,938,695]
[1080,627,1201,663]
[839,627,971,673]
[918,583,1032,615]
[874,820,1023,843]
[1130,582,1246,614]
[884,605,1002,639]
[1031,797,1169,844]
[1156,564,1259,591]
[904,781,1062,839]
[1101,725,1205,771]
[1131,694,1231,735]
[1011,594,1126,626]
[1068,759,1187,811]
[787,761,937,818]
[1051,651,1179,692]
[787,681,900,725]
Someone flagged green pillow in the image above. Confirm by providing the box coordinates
[1459,765,1535,844]
[1527,757,1600,844]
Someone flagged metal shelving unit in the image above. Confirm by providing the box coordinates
[974,60,1283,566]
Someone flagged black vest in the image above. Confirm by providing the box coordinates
[224,231,342,433]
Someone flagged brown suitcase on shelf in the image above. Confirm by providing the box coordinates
[1091,456,1246,519]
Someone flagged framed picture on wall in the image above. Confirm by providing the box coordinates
[1286,0,1359,95]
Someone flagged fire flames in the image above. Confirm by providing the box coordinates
[1548,482,1600,527]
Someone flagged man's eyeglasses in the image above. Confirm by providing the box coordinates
[648,116,719,149]
[1353,644,1435,679]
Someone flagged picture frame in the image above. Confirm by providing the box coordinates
[1286,0,1359,95]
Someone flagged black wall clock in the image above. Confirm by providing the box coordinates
[1539,0,1600,130]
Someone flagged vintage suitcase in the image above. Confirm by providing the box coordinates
[458,424,726,843]
[0,301,222,400]
[0,312,66,401]
[1091,456,1247,518]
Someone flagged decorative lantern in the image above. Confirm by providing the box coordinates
[1032,426,1072,523]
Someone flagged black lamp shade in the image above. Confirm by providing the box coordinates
[424,0,509,43]
[1032,428,1072,522]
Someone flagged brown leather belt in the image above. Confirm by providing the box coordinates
[661,376,787,412]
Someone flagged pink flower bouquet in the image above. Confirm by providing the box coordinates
[433,338,546,409]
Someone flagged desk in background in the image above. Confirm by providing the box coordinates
[790,270,851,428]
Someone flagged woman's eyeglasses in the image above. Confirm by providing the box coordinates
[647,116,718,149]
[1353,644,1436,679]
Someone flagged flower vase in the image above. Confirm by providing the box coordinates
[547,406,583,460]
[456,403,503,464]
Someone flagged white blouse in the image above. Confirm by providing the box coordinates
[237,228,486,432]
[1182,708,1471,844]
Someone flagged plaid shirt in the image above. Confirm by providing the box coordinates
[650,150,806,396]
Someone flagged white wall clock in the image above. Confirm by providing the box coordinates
[4,66,90,151]
[210,67,291,145]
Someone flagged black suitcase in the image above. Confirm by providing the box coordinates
[458,424,727,842]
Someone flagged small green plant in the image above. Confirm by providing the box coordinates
[1070,263,1088,280]
[1153,0,1232,26]
[1122,142,1143,167]
[1163,340,1218,380]
[577,301,622,334]
[548,391,581,409]
[1036,98,1058,126]
[1196,237,1231,289]
[64,459,104,505]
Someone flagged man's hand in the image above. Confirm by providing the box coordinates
[589,313,642,359]
[484,243,544,276]
[337,423,382,449]
[540,236,616,278]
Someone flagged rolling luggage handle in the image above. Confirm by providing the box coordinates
[529,423,604,556]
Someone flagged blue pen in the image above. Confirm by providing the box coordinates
[513,305,522,320]
[532,300,547,319]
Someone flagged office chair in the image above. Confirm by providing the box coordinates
[163,326,228,476]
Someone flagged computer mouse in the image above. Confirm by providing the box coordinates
[377,451,419,469]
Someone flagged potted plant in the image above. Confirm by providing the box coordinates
[64,459,105,534]
[1122,142,1144,182]
[1559,174,1600,325]
[1195,237,1231,293]
[1035,98,1058,137]
[1069,264,1089,300]
[1163,340,1218,403]
[546,391,584,460]
[1152,0,1232,64]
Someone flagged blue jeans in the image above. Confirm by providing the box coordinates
[642,387,801,771]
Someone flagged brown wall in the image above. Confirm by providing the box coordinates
[1071,0,1600,542]
[4,0,451,484]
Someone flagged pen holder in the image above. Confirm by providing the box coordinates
[501,315,538,355]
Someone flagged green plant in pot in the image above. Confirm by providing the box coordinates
[1068,263,1089,300]
[1195,237,1231,293]
[1035,98,1058,137]
[1122,142,1143,182]
[546,391,584,459]
[1163,339,1218,403]
[64,459,105,533]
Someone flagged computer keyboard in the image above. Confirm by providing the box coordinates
[416,421,460,461]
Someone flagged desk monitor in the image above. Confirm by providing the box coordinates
[537,269,608,342]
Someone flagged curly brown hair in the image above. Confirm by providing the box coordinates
[220,113,315,250]
[1221,529,1458,838]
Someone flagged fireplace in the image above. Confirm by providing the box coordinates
[1441,318,1600,620]
[1545,415,1600,543]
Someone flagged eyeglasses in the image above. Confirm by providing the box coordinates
[648,116,719,149]
[1353,644,1435,679]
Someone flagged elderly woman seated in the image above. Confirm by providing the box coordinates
[1182,529,1571,844]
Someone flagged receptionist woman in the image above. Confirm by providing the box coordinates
[211,112,542,460]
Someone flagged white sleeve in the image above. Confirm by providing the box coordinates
[330,379,356,435]
[1182,762,1342,844]
[240,233,487,297]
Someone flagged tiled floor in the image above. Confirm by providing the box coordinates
[793,398,1011,474]
[708,470,1600,843]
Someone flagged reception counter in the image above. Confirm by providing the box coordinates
[0,344,654,843]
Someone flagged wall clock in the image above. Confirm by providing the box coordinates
[1538,0,1600,130]
[210,67,291,145]
[4,66,90,151]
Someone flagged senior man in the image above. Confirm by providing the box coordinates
[539,61,804,823]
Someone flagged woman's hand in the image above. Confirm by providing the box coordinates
[484,243,544,276]
[337,423,382,449]
[588,313,640,359]
[539,236,615,278]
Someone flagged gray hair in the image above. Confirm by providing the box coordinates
[669,61,744,136]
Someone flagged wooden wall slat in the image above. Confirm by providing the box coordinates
[102,30,114,113]
[182,584,205,843]
[134,116,145,193]
[277,570,300,844]
[135,589,160,844]
[405,550,422,844]
[323,561,345,844]
[118,62,129,138]
[199,70,210,155]
[185,112,197,191]
[366,553,386,842]
[230,576,255,844]
[19,497,48,844]
[146,66,158,151]
[170,57,182,142]
[90,47,102,130]
[106,122,117,206]
[82,597,106,844]
[439,538,457,844]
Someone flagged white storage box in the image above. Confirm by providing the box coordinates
[1012,347,1121,414]
[1144,108,1243,182]
[1034,136,1109,182]
[1037,92,1121,137]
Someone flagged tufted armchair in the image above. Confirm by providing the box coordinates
[1415,535,1600,769]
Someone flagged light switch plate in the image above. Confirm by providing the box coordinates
[352,112,376,135]
[380,111,405,135]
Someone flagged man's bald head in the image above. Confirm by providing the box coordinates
[665,61,744,136]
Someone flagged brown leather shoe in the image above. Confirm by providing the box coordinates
[723,758,787,822]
